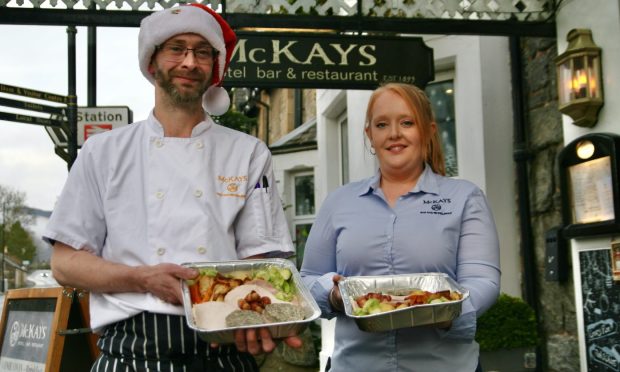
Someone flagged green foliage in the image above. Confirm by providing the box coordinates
[475,293,539,351]
[6,222,37,262]
[0,185,33,258]
[212,110,257,135]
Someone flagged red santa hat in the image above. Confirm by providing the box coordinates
[138,4,237,115]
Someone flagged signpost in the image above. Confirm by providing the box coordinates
[0,83,74,167]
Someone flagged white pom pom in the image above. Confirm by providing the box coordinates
[202,86,230,116]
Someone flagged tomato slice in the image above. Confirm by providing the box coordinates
[189,283,201,304]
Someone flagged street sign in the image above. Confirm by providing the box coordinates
[0,112,64,127]
[77,106,132,146]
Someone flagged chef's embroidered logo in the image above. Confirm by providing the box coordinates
[420,198,452,215]
[227,183,239,193]
[217,175,247,198]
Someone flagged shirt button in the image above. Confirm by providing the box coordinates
[194,189,203,198]
[155,140,164,148]
[197,246,207,254]
[157,248,166,256]
[196,141,204,149]
[156,191,165,200]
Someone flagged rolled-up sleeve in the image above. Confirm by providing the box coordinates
[43,141,107,255]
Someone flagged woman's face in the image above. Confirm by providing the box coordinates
[365,89,431,177]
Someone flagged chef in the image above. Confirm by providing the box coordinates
[43,4,299,371]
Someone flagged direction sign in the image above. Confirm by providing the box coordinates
[77,106,132,146]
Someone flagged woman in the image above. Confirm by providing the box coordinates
[300,83,500,371]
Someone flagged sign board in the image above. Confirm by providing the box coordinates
[223,32,435,90]
[0,287,98,372]
[77,106,132,146]
[575,247,620,371]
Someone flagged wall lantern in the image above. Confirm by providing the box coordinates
[555,29,604,127]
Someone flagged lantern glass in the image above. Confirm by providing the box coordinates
[587,55,600,99]
[559,60,572,105]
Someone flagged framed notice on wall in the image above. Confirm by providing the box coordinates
[0,287,98,372]
[559,133,620,238]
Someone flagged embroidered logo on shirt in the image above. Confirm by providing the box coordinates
[217,175,247,198]
[420,198,453,215]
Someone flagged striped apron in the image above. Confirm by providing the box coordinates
[90,312,259,372]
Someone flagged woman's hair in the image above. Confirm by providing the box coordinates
[365,82,446,176]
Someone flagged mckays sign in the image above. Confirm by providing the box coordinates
[77,106,132,146]
[223,32,434,90]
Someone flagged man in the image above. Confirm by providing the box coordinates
[44,4,298,371]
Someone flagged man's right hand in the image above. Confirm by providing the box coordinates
[135,263,198,304]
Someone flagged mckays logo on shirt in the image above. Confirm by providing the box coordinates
[217,175,248,198]
[420,198,453,215]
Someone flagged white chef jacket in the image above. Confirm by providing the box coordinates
[43,112,294,332]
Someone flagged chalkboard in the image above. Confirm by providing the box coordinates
[0,287,98,372]
[579,248,620,371]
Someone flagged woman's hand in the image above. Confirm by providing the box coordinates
[329,274,345,312]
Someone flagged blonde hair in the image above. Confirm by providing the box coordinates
[365,83,446,176]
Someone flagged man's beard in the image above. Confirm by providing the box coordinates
[154,66,210,108]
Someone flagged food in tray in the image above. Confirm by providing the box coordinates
[187,265,306,330]
[351,289,463,316]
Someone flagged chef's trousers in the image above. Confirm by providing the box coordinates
[90,311,258,372]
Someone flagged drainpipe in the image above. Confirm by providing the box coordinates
[510,35,542,371]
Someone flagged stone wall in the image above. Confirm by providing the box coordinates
[521,37,579,371]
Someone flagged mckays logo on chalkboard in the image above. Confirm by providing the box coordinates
[0,309,53,372]
[223,32,435,90]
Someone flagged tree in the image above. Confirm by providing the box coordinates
[213,109,258,135]
[0,185,33,253]
[6,222,37,263]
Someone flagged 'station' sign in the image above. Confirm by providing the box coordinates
[77,106,132,146]
[223,33,434,90]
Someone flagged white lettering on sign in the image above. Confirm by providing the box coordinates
[232,39,377,67]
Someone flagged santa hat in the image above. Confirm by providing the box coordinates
[138,4,237,115]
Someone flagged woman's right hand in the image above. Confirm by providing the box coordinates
[329,274,344,312]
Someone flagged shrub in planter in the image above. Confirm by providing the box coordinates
[475,293,539,351]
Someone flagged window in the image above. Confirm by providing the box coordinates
[292,172,315,268]
[425,80,458,177]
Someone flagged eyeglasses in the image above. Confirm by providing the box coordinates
[156,43,218,64]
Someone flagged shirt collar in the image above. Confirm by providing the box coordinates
[146,110,213,137]
[358,164,441,197]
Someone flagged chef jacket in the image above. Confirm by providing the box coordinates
[44,112,294,331]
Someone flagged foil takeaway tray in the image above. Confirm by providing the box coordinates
[181,258,320,344]
[338,272,469,332]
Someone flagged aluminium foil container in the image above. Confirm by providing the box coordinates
[181,258,320,344]
[338,272,469,332]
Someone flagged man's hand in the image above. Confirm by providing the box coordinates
[135,264,198,304]
[231,328,303,355]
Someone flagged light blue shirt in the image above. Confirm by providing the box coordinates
[300,165,500,372]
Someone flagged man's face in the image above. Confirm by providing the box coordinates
[150,33,215,107]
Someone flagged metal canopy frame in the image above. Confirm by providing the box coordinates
[0,0,557,37]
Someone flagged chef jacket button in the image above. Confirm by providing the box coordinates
[156,191,165,200]
[196,141,204,149]
[155,140,164,148]
[157,248,166,256]
[197,246,207,254]
[194,189,203,198]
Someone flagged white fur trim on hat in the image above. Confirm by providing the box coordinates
[203,86,231,116]
[138,6,229,114]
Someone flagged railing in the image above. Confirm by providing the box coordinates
[0,0,555,21]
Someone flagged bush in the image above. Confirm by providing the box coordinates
[475,293,539,352]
